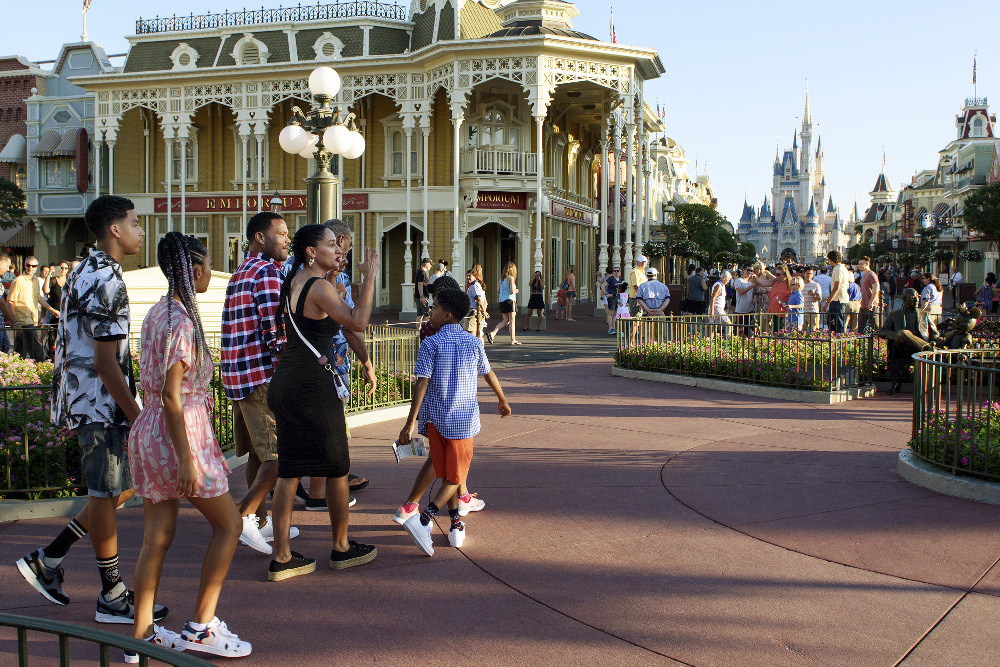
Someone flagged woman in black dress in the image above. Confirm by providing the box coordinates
[266,224,380,581]
[523,271,545,331]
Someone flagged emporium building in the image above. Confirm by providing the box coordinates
[59,0,664,310]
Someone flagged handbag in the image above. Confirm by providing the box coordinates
[285,296,350,402]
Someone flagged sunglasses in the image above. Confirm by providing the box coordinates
[25,263,38,268]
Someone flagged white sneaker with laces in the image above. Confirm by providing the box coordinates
[239,515,272,555]
[403,514,434,556]
[458,494,485,516]
[124,625,186,664]
[448,522,466,548]
[258,516,299,542]
[180,616,252,658]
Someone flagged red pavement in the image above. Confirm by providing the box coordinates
[3,355,1000,665]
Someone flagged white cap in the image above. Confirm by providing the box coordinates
[636,255,648,263]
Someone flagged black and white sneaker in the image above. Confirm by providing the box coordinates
[16,549,69,605]
[124,625,185,664]
[95,588,169,625]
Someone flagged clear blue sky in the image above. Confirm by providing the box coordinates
[7,0,997,226]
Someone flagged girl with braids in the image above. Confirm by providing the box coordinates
[127,233,250,661]
[266,223,380,581]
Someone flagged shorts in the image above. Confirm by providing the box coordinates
[233,383,278,463]
[427,423,474,486]
[567,291,577,299]
[500,300,514,314]
[416,300,429,316]
[628,298,642,317]
[78,423,132,498]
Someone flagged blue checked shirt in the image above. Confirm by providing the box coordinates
[414,323,491,439]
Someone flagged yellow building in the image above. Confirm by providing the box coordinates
[75,0,664,310]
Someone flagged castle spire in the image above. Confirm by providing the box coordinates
[803,79,811,126]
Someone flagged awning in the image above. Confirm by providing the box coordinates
[50,131,77,157]
[30,130,61,157]
[913,206,927,220]
[0,220,35,248]
[932,202,950,217]
[957,159,975,174]
[0,134,26,163]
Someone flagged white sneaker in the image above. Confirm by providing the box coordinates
[259,516,299,543]
[349,496,357,507]
[402,514,434,556]
[458,494,485,517]
[448,522,466,548]
[124,624,185,663]
[179,616,252,658]
[239,515,272,555]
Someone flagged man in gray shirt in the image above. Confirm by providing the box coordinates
[686,267,708,315]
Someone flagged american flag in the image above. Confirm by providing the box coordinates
[610,7,616,43]
[83,0,92,10]
[973,52,977,85]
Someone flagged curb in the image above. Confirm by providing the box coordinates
[0,404,410,524]
[610,367,876,404]
[897,449,1000,505]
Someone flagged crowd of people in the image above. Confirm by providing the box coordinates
[0,255,75,360]
[595,250,961,337]
[14,196,510,663]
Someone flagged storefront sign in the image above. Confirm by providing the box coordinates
[551,200,594,225]
[343,193,368,210]
[476,191,527,210]
[153,193,367,213]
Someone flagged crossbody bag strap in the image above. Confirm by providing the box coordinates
[285,296,326,363]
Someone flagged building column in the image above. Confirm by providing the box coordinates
[534,114,545,278]
[451,105,464,273]
[624,120,635,269]
[598,115,609,273]
[107,139,115,195]
[94,136,102,199]
[421,121,430,262]
[164,133,172,237]
[612,114,621,269]
[255,131,264,212]
[400,123,416,318]
[240,128,249,232]
[179,136,188,235]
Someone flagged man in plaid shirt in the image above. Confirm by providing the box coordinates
[221,211,294,555]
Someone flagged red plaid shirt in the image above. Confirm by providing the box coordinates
[221,251,286,400]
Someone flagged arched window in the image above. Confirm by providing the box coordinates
[391,130,403,175]
[973,117,985,137]
[241,44,260,65]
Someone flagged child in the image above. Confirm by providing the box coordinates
[785,276,804,332]
[398,288,511,555]
[615,283,630,320]
[554,287,567,320]
[127,233,249,661]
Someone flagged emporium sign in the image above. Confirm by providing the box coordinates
[475,191,527,210]
[153,193,369,213]
[551,200,594,224]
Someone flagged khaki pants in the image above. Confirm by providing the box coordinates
[845,301,860,332]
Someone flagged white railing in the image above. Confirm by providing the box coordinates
[461,149,537,176]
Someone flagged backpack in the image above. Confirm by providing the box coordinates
[561,279,570,291]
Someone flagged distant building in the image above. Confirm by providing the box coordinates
[736,92,844,263]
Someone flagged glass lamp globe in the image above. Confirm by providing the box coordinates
[308,67,341,97]
[341,131,366,160]
[278,125,309,154]
[323,125,352,155]
[298,134,319,159]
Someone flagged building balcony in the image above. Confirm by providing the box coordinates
[946,174,987,193]
[547,186,596,210]
[135,1,407,34]
[461,148,537,177]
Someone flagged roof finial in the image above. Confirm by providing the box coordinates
[803,78,811,126]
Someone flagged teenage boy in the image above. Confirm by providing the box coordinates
[17,195,167,624]
[414,257,432,328]
[824,250,850,333]
[398,288,511,555]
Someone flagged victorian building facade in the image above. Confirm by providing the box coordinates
[62,0,663,310]
[736,94,845,263]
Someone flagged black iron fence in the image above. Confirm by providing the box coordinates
[910,348,1000,481]
[136,1,406,34]
[0,612,210,666]
[614,315,876,392]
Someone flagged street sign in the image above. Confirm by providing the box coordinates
[650,229,668,242]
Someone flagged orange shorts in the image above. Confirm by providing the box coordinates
[427,423,474,486]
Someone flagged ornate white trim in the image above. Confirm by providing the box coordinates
[231,33,271,66]
[312,32,345,61]
[170,43,200,71]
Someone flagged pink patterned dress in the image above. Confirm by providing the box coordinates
[128,297,229,503]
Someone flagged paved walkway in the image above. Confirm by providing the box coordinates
[3,334,1000,665]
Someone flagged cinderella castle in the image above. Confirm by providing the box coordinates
[736,93,849,263]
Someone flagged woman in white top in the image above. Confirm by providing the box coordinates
[487,261,519,345]
[709,270,732,336]
[920,272,944,326]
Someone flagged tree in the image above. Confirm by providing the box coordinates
[964,182,1000,240]
[671,203,737,266]
[0,178,26,230]
[738,242,757,259]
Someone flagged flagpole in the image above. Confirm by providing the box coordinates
[82,5,88,41]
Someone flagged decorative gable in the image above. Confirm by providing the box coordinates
[170,43,199,71]
[312,32,345,61]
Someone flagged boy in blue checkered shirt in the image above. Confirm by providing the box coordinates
[398,288,511,555]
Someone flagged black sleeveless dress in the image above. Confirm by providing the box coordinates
[268,277,350,479]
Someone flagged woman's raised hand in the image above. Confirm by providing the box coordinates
[358,247,380,281]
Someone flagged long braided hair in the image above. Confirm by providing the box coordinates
[157,232,211,388]
[275,223,331,339]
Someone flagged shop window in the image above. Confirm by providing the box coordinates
[45,160,62,188]
[382,126,421,179]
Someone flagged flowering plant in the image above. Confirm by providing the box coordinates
[910,401,1000,475]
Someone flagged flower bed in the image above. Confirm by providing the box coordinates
[615,330,881,391]
[910,402,1000,475]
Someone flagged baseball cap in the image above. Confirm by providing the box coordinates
[646,267,658,277]
[636,255,648,263]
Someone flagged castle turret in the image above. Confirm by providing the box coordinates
[800,89,813,174]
